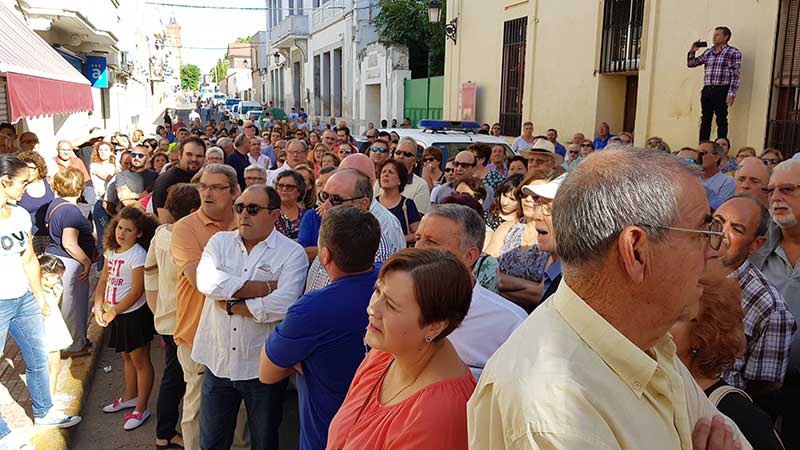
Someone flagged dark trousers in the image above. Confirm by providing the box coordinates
[200,369,288,450]
[156,335,186,441]
[699,84,730,141]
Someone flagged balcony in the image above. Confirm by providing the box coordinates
[271,15,309,49]
[18,0,119,49]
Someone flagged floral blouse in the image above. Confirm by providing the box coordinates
[482,169,505,191]
[276,207,307,241]
[498,222,549,282]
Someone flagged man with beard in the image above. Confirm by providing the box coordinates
[151,137,206,223]
[105,144,158,213]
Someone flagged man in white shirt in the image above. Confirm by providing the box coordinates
[193,185,308,450]
[373,137,431,214]
[266,139,308,186]
[415,204,526,379]
[187,108,201,123]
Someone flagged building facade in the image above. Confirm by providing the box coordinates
[443,0,800,156]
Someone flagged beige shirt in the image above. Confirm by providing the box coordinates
[145,224,178,335]
[467,282,752,450]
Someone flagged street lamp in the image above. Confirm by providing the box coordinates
[427,0,458,44]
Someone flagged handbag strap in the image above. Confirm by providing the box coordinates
[45,201,72,229]
[708,384,751,406]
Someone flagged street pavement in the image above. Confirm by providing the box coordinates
[71,337,300,450]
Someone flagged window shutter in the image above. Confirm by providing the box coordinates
[777,0,800,86]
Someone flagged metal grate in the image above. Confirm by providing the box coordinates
[599,0,644,73]
[767,0,800,157]
[499,17,527,138]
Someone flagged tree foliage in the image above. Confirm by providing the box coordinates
[235,36,252,43]
[373,0,446,78]
[211,58,230,83]
[180,64,201,90]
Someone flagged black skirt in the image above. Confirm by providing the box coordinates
[107,304,156,353]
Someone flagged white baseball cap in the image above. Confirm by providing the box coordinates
[521,173,567,200]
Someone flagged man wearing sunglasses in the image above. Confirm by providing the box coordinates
[105,144,158,212]
[750,159,800,446]
[432,150,495,211]
[194,184,308,450]
[368,139,391,179]
[372,137,431,214]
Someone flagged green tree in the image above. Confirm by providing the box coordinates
[211,58,230,83]
[180,64,201,90]
[373,0,446,78]
[235,36,252,43]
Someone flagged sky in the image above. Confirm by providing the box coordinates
[147,0,270,74]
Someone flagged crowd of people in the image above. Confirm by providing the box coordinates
[0,102,799,450]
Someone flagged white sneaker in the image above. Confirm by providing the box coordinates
[102,397,137,413]
[123,410,151,431]
[34,409,82,428]
[0,433,33,450]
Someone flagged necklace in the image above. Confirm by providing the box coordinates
[380,345,440,406]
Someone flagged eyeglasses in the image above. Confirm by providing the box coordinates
[318,191,365,206]
[762,158,781,166]
[370,147,388,154]
[453,161,476,168]
[197,183,231,192]
[276,183,298,191]
[444,168,454,173]
[638,219,725,251]
[530,196,552,216]
[581,144,593,148]
[131,152,146,159]
[682,157,699,165]
[234,203,276,215]
[765,183,800,196]
[422,157,437,163]
[244,176,266,183]
[57,147,73,152]
[395,151,416,158]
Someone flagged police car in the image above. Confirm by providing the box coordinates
[362,120,514,170]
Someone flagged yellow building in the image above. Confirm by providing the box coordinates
[442,0,800,155]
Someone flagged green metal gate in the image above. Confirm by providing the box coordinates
[403,76,443,126]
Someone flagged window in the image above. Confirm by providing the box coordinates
[289,0,294,16]
[599,0,644,73]
[499,17,527,137]
[333,48,343,117]
[322,52,331,116]
[314,55,321,113]
[767,0,800,156]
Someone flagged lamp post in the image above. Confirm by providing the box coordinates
[426,0,441,121]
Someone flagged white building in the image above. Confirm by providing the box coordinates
[264,0,410,133]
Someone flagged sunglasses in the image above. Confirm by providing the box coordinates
[318,191,365,206]
[131,152,146,159]
[765,184,800,196]
[581,144,593,148]
[422,157,437,163]
[234,203,276,215]
[762,158,781,165]
[453,161,476,168]
[395,151,416,158]
[682,157,699,165]
[276,183,297,191]
[444,168,454,173]
[371,147,388,154]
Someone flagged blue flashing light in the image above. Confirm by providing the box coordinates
[418,120,481,131]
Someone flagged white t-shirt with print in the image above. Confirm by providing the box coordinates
[0,205,32,299]
[104,244,147,314]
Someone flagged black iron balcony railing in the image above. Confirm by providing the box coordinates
[600,0,644,73]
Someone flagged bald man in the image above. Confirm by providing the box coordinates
[735,157,770,205]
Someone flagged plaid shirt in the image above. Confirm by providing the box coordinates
[722,259,796,389]
[687,44,742,97]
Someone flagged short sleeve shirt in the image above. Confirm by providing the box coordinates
[104,244,147,314]
[0,205,33,299]
[151,166,194,211]
[266,268,380,450]
[45,199,95,260]
[297,208,322,248]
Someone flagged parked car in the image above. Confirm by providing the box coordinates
[224,98,241,114]
[237,101,262,122]
[213,93,227,106]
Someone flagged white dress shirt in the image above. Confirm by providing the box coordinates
[192,228,308,381]
[248,153,270,169]
[266,164,290,187]
[449,284,527,380]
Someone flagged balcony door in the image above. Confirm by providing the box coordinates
[499,17,527,137]
[767,0,800,157]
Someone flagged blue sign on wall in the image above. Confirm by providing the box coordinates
[85,55,108,88]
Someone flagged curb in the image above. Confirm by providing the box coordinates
[31,321,105,450]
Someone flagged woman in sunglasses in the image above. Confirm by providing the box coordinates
[337,144,354,161]
[761,148,783,172]
[562,143,581,172]
[420,146,444,191]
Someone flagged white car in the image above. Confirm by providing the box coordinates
[362,121,514,168]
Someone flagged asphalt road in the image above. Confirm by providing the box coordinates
[71,337,300,450]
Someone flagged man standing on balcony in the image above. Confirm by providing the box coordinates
[688,26,742,141]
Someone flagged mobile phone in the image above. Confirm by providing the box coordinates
[694,40,708,48]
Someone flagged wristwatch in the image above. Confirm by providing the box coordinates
[226,300,234,316]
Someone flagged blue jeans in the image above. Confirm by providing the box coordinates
[0,292,52,439]
[199,369,288,450]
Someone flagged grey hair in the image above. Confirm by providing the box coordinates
[216,137,233,148]
[773,159,800,175]
[700,140,724,157]
[333,168,373,200]
[287,138,308,152]
[206,147,224,159]
[553,147,700,268]
[427,204,486,252]
[234,133,248,148]
[243,164,267,178]
[397,136,418,150]
[197,163,238,194]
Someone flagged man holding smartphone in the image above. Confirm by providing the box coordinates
[688,26,742,141]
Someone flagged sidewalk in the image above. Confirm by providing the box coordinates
[0,321,104,450]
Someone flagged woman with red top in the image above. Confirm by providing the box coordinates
[327,248,475,450]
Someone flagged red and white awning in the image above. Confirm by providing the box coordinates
[0,2,93,122]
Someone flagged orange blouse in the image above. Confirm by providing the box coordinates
[326,349,475,450]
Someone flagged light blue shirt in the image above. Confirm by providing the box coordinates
[703,171,736,209]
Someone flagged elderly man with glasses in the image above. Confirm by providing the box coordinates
[266,139,308,187]
[431,150,495,211]
[469,148,752,450]
[193,184,307,450]
[372,137,431,213]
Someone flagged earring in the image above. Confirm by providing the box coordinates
[424,336,433,343]
[690,348,699,357]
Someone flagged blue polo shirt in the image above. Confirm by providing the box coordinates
[225,150,250,191]
[297,208,322,248]
[593,134,616,150]
[266,266,380,450]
